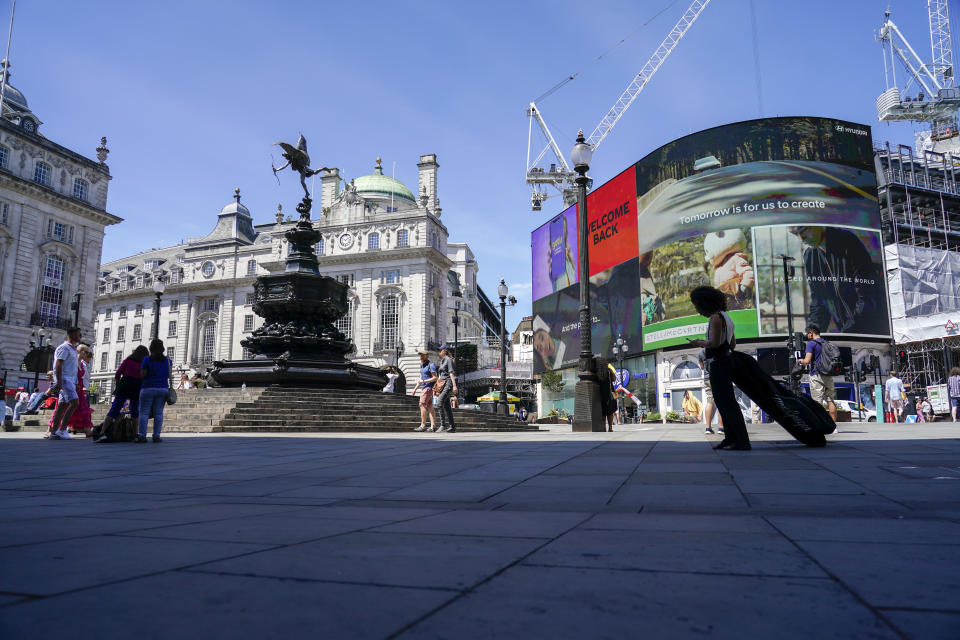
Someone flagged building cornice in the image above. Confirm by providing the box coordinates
[95,275,257,303]
[317,246,453,269]
[0,170,121,226]
[0,118,109,176]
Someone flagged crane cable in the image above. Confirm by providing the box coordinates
[749,0,764,117]
[533,0,680,105]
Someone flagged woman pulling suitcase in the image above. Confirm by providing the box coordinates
[687,286,752,451]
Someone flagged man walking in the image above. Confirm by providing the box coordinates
[434,345,459,433]
[885,371,907,423]
[47,327,82,440]
[797,323,837,421]
[412,349,438,433]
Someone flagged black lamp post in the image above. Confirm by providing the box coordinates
[151,274,166,341]
[497,279,516,415]
[395,339,404,367]
[612,333,627,423]
[28,326,48,391]
[570,130,604,431]
[452,300,460,403]
[70,291,82,328]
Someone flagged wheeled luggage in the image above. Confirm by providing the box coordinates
[728,351,834,447]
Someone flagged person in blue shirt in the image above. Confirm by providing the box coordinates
[412,349,438,433]
[797,323,837,421]
[138,339,171,443]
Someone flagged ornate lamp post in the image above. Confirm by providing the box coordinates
[70,291,83,328]
[612,333,627,423]
[497,279,517,415]
[151,274,166,341]
[452,300,460,402]
[395,339,404,367]
[28,326,48,391]
[570,130,604,431]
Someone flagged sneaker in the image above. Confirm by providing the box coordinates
[152,435,162,443]
[55,430,72,440]
[94,434,112,443]
[705,426,715,434]
[446,427,456,433]
[133,435,148,443]
[414,425,427,432]
[43,432,53,439]
[717,427,725,434]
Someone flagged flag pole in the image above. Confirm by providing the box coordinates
[0,0,17,120]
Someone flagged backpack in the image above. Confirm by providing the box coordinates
[814,338,843,376]
[110,415,137,442]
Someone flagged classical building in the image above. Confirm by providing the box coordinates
[0,62,119,387]
[93,154,495,393]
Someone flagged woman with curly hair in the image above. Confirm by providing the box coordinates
[687,285,751,451]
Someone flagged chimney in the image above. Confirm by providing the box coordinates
[320,168,340,209]
[417,154,439,211]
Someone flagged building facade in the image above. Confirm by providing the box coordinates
[0,63,119,387]
[93,154,492,393]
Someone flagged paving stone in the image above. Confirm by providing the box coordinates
[767,515,960,544]
[371,510,589,538]
[881,609,960,640]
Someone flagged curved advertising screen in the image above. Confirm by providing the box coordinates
[531,116,889,374]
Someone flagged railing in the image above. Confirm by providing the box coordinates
[373,339,399,352]
[30,311,72,330]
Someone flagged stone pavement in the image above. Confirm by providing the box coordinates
[0,422,957,639]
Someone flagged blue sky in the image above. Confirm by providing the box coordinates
[7,0,938,319]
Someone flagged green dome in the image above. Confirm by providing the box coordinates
[353,158,417,203]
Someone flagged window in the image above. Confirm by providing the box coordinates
[245,293,255,305]
[200,319,217,363]
[316,237,325,255]
[396,229,409,247]
[0,145,7,169]
[380,270,400,284]
[167,347,175,363]
[379,296,399,350]
[73,178,88,201]
[38,255,65,325]
[246,259,256,276]
[143,259,158,271]
[47,220,74,244]
[431,299,438,342]
[243,315,254,332]
[202,261,215,278]
[429,270,436,288]
[135,304,143,317]
[336,301,353,339]
[367,232,380,250]
[119,306,127,318]
[338,274,354,287]
[0,202,8,225]
[168,321,177,337]
[100,352,108,371]
[117,326,126,342]
[169,268,182,284]
[201,299,218,313]
[132,325,141,341]
[671,361,702,380]
[136,275,144,289]
[33,161,51,186]
[102,327,111,343]
[114,350,123,368]
[170,300,179,313]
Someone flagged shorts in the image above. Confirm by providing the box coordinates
[703,378,714,403]
[951,396,960,408]
[419,387,434,407]
[809,374,835,406]
[58,379,79,403]
[889,398,904,410]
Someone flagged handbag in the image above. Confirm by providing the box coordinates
[165,357,177,405]
[434,378,447,393]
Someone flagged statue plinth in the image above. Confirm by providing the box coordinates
[208,195,385,390]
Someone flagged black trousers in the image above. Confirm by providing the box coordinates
[708,354,750,446]
[436,383,455,429]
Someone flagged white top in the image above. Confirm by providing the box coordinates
[383,372,399,393]
[53,340,79,384]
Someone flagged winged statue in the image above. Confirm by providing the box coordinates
[272,133,328,198]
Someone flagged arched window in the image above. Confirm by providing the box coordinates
[368,232,380,250]
[379,295,398,350]
[0,145,9,169]
[72,178,88,201]
[335,300,353,339]
[672,361,702,380]
[39,255,65,324]
[33,161,51,186]
[396,229,409,248]
[316,236,325,255]
[200,319,217,363]
[246,259,256,276]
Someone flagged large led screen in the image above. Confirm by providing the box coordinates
[530,116,889,374]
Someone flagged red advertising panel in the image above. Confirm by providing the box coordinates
[584,165,638,276]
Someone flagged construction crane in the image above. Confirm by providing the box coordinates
[525,0,712,211]
[876,1,960,153]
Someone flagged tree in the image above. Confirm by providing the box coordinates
[540,369,565,393]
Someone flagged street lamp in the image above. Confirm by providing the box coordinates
[570,130,604,431]
[151,273,166,341]
[395,339,404,367]
[70,291,83,328]
[452,300,460,403]
[497,278,517,415]
[29,326,48,391]
[612,333,627,423]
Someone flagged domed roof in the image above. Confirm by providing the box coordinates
[353,158,416,203]
[0,62,27,110]
[219,187,251,217]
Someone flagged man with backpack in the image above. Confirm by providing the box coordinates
[798,323,839,421]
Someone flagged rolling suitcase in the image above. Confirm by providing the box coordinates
[728,351,833,447]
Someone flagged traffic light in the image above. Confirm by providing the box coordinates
[897,349,908,370]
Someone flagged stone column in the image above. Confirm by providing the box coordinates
[185,299,197,365]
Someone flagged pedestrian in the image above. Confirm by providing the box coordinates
[797,324,838,421]
[412,349,438,432]
[595,358,618,432]
[915,397,926,423]
[65,345,95,436]
[948,367,960,422]
[698,353,724,434]
[177,372,189,390]
[382,366,399,393]
[681,389,703,423]
[687,286,751,450]
[13,388,28,421]
[921,397,934,422]
[46,327,82,440]
[25,372,55,415]
[434,345,459,433]
[885,371,907,423]
[137,339,171,443]
[96,345,148,442]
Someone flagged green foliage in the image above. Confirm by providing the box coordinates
[645,412,661,421]
[665,410,683,422]
[540,369,565,393]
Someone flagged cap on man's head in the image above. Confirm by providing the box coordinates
[417,349,429,356]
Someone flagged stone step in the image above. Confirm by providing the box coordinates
[217,424,537,433]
